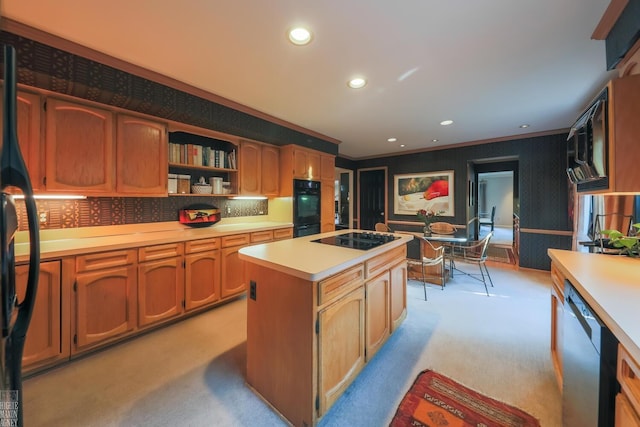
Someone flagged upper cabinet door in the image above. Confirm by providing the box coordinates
[320,154,335,181]
[116,115,167,196]
[45,98,115,194]
[239,141,261,195]
[0,90,43,191]
[261,144,279,196]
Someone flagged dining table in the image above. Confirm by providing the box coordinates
[403,228,470,284]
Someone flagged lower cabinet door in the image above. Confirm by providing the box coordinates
[74,265,137,352]
[365,271,391,361]
[389,260,407,332]
[221,245,246,298]
[16,261,63,370]
[317,286,365,416]
[184,250,221,311]
[616,393,640,427]
[138,257,184,327]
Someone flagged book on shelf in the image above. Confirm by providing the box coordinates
[168,142,235,169]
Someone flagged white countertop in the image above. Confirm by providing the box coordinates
[548,249,640,365]
[14,220,293,263]
[239,229,414,282]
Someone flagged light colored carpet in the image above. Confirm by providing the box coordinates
[23,264,561,426]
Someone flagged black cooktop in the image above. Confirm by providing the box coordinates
[311,231,399,250]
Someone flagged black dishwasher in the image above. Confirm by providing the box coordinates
[563,280,619,427]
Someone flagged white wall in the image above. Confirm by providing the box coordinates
[479,172,513,227]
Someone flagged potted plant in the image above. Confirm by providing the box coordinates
[602,223,640,258]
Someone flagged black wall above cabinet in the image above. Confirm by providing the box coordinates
[606,0,640,69]
[0,30,338,156]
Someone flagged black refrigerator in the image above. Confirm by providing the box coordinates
[0,45,40,426]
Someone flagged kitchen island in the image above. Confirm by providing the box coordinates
[239,230,413,426]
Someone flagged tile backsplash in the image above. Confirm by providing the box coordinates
[16,196,268,231]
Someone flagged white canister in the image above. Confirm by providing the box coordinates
[168,173,178,194]
[210,177,223,194]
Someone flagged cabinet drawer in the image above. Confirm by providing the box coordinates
[365,246,406,279]
[251,230,273,243]
[76,249,136,272]
[221,234,250,248]
[273,228,293,240]
[618,344,640,417]
[318,264,364,306]
[138,243,184,262]
[185,238,219,254]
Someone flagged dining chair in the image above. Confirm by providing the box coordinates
[428,222,456,234]
[479,206,496,232]
[407,237,445,300]
[449,231,494,296]
[375,223,393,232]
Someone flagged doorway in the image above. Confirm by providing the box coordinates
[358,168,387,230]
[335,168,353,230]
[477,171,514,245]
[469,159,519,265]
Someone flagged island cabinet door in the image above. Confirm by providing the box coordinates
[184,250,221,311]
[365,271,391,361]
[73,264,137,353]
[317,285,365,416]
[138,257,184,327]
[389,260,407,333]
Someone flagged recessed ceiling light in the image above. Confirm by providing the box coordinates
[432,139,439,143]
[519,124,530,128]
[400,144,406,148]
[387,137,397,142]
[288,27,312,45]
[440,120,453,126]
[348,77,367,89]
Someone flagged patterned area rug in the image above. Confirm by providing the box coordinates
[487,244,516,265]
[390,370,540,426]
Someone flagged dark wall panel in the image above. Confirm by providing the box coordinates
[0,31,338,156]
[355,133,571,270]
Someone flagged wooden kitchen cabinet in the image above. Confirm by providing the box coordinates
[0,90,43,191]
[550,261,565,390]
[320,154,335,181]
[239,140,279,196]
[184,238,221,311]
[73,250,137,352]
[364,271,390,361]
[138,243,184,327]
[279,145,333,196]
[273,227,293,240]
[220,234,250,298]
[578,74,640,194]
[245,240,406,425]
[321,178,335,233]
[16,261,65,371]
[318,285,366,415]
[45,97,115,194]
[390,259,407,332]
[616,345,640,426]
[116,114,168,196]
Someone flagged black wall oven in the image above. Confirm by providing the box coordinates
[293,179,321,237]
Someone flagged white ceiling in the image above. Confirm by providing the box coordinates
[1,0,618,159]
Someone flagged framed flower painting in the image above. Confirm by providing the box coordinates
[393,171,454,216]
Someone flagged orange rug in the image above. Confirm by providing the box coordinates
[390,370,540,427]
